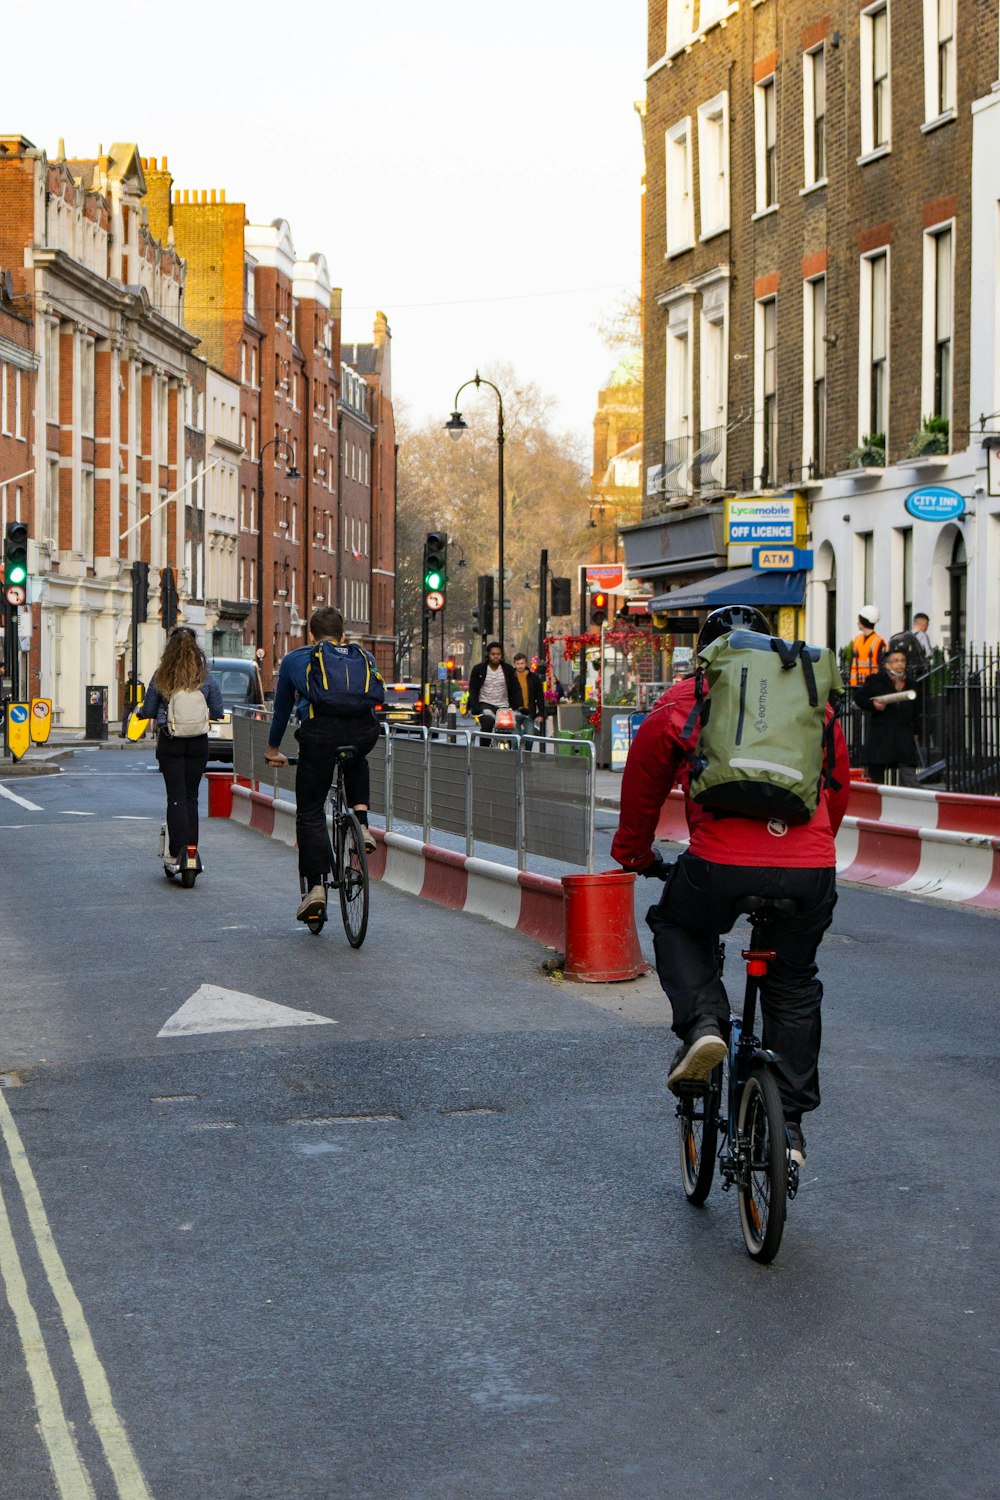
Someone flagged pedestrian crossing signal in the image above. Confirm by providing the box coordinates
[590,591,608,625]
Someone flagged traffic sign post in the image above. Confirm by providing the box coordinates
[30,698,52,744]
[7,701,30,761]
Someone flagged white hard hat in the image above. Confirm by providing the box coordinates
[859,604,880,626]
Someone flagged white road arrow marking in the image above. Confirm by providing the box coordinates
[0,784,42,811]
[157,984,337,1038]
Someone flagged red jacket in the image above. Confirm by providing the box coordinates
[611,675,850,871]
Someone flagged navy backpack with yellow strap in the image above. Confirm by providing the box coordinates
[303,642,386,716]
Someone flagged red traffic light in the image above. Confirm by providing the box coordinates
[590,590,609,625]
[445,658,456,672]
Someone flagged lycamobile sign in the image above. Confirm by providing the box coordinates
[904,485,965,522]
[726,497,797,545]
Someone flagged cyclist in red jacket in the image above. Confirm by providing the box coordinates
[611,605,850,1166]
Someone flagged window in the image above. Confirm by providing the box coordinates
[803,276,827,478]
[45,322,60,422]
[698,285,728,493]
[754,77,778,212]
[697,94,730,238]
[45,458,60,543]
[861,531,875,606]
[803,47,826,186]
[80,341,95,436]
[665,118,694,253]
[922,0,956,120]
[859,252,889,443]
[0,364,7,435]
[240,343,247,383]
[898,526,913,627]
[755,297,778,487]
[860,4,891,156]
[666,0,694,53]
[81,469,95,561]
[923,225,953,423]
[14,368,22,438]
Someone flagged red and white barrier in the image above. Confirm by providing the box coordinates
[653,783,1000,911]
[230,785,565,950]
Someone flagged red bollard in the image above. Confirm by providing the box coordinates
[206,771,234,818]
[561,871,648,983]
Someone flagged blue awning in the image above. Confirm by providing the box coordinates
[648,567,806,612]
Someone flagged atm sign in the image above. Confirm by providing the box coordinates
[753,547,814,571]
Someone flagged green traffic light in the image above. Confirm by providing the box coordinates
[425,569,443,591]
[7,562,26,585]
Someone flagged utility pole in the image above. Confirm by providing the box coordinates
[537,548,548,666]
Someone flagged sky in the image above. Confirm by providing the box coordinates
[6,0,646,459]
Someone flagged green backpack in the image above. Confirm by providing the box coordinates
[684,630,845,825]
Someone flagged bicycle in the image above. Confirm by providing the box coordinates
[287,749,370,947]
[675,896,800,1264]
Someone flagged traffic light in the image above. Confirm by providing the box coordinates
[590,590,608,626]
[477,574,495,637]
[132,560,149,625]
[445,657,456,678]
[423,530,448,611]
[4,521,28,590]
[161,565,179,629]
[551,576,571,616]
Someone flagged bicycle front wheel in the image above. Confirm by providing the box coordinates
[338,812,369,948]
[678,1065,721,1205]
[737,1066,787,1263]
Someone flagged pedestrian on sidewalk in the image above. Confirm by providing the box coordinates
[848,606,886,685]
[138,628,225,878]
[853,648,923,787]
[512,651,545,748]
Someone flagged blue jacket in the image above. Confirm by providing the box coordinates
[268,642,381,747]
[138,675,225,730]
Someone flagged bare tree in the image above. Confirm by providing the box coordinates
[396,367,589,672]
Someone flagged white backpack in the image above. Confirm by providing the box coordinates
[167,687,210,738]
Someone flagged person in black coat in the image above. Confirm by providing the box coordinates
[467,641,522,729]
[854,648,922,786]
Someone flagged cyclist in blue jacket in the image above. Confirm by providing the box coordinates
[264,607,385,921]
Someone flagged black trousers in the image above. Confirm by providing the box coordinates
[646,854,838,1118]
[295,714,380,882]
[156,733,209,856]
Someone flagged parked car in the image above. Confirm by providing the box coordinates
[206,656,266,762]
[375,682,428,729]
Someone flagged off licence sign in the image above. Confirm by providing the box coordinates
[726,498,796,546]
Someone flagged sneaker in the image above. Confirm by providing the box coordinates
[360,825,376,854]
[667,1021,727,1094]
[163,858,180,878]
[296,884,326,922]
[786,1121,806,1168]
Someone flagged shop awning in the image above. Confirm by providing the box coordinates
[648,567,807,612]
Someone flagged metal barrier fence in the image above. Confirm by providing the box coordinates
[842,645,1000,794]
[232,710,596,871]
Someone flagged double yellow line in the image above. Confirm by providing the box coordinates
[0,1088,153,1499]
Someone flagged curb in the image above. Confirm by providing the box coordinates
[230,785,566,949]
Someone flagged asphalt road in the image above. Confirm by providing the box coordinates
[0,747,996,1499]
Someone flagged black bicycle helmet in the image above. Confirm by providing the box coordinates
[697,605,770,651]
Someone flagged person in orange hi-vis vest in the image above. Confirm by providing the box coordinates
[849,605,886,685]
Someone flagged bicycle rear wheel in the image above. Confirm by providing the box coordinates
[737,1066,787,1263]
[678,1065,721,1205]
[338,812,369,948]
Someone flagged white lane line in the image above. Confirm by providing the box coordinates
[0,1090,154,1499]
[0,783,42,812]
[61,811,94,817]
[113,816,153,821]
[0,1170,97,1497]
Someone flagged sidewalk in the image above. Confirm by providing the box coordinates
[0,730,141,776]
[595,769,622,812]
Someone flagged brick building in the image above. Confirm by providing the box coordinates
[0,273,37,694]
[344,313,398,678]
[165,178,397,687]
[0,138,196,727]
[635,0,1000,649]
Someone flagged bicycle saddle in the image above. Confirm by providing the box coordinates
[335,746,360,761]
[738,896,798,916]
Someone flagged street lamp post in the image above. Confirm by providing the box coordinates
[256,438,301,667]
[445,372,505,654]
